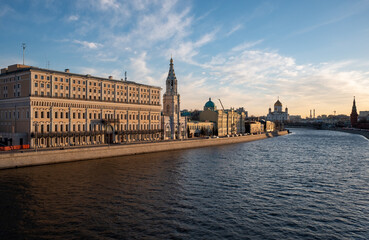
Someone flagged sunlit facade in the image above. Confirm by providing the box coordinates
[0,64,162,148]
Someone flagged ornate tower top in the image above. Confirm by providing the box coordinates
[165,57,178,95]
[352,96,357,113]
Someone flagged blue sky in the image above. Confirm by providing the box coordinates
[1,0,369,116]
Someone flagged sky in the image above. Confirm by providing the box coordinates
[1,0,369,117]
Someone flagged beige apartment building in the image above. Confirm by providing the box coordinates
[0,64,162,148]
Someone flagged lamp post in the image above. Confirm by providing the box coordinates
[33,122,38,152]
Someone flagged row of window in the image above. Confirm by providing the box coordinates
[34,123,160,133]
[1,110,29,120]
[34,82,157,98]
[33,75,159,94]
[0,76,21,83]
[33,91,159,104]
[34,111,159,121]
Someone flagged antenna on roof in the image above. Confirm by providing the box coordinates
[125,71,127,81]
[22,43,26,65]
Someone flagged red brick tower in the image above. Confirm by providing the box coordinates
[350,97,358,127]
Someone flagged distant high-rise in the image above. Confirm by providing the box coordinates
[350,97,358,127]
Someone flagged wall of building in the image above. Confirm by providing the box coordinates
[0,65,162,147]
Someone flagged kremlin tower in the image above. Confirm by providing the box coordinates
[350,97,358,127]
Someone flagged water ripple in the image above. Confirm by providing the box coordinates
[0,128,368,239]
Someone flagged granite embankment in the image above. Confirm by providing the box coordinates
[333,128,369,139]
[0,131,288,170]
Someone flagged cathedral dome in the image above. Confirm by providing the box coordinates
[274,100,282,107]
[204,98,216,111]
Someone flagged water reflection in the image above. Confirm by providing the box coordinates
[0,129,368,239]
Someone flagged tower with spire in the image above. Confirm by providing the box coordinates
[350,97,358,127]
[162,58,186,139]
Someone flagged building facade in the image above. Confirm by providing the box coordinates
[267,99,289,122]
[199,98,245,136]
[0,64,162,148]
[162,58,187,140]
[187,121,215,137]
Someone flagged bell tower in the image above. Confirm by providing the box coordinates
[163,58,181,139]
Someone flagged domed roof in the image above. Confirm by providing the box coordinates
[205,98,215,108]
[274,99,282,107]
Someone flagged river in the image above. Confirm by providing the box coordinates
[0,128,368,239]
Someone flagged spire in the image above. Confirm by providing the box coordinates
[351,96,358,126]
[352,96,357,113]
[166,57,178,94]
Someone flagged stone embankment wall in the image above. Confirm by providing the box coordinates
[0,131,288,170]
[333,129,369,139]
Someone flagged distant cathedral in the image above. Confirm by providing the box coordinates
[267,98,289,122]
[162,58,187,139]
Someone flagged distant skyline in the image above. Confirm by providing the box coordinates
[1,0,369,116]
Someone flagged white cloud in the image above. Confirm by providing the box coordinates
[226,24,242,37]
[231,39,264,52]
[67,15,79,22]
[179,47,369,115]
[73,40,103,49]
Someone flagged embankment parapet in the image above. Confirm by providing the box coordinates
[0,131,288,170]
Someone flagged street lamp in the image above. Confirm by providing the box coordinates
[33,122,38,152]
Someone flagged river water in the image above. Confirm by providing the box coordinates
[0,128,368,239]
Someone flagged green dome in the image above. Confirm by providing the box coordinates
[205,98,215,108]
[204,98,216,111]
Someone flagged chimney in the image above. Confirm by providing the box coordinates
[313,109,315,119]
[65,69,70,73]
[310,110,312,119]
[109,76,113,80]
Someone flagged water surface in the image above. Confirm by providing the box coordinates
[0,129,368,239]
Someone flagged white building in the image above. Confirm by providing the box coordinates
[162,58,187,140]
[267,99,289,122]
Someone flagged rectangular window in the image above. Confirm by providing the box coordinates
[73,113,76,118]
[55,112,58,118]
[41,76,44,80]
[47,112,50,118]
[55,85,58,89]
[55,125,58,132]
[41,112,44,118]
[35,75,38,79]
[35,83,38,87]
[47,76,49,80]
[60,112,63,118]
[66,112,69,118]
